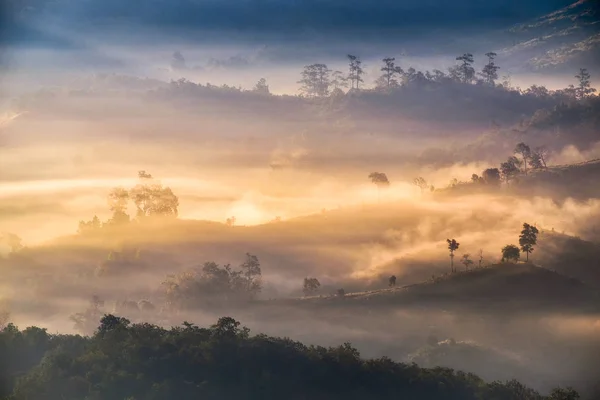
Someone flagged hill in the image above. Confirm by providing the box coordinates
[289,263,600,314]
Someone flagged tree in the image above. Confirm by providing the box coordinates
[514,142,531,175]
[236,253,262,298]
[78,216,101,233]
[455,53,475,83]
[532,145,550,169]
[378,57,403,88]
[447,239,460,273]
[1,233,23,253]
[413,177,429,194]
[478,249,484,268]
[519,223,539,262]
[70,295,104,335]
[303,277,321,296]
[299,64,331,97]
[479,52,500,85]
[500,157,521,184]
[0,298,10,329]
[106,187,130,225]
[330,70,349,91]
[549,387,580,400]
[482,168,501,186]
[336,288,346,297]
[501,72,513,89]
[369,172,390,201]
[501,245,520,263]
[471,174,484,184]
[130,171,179,219]
[461,254,474,271]
[388,275,397,287]
[253,78,270,95]
[347,55,364,90]
[575,68,596,99]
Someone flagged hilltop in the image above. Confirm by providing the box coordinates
[286,263,600,314]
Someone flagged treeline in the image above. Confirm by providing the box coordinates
[77,170,179,234]
[0,316,581,400]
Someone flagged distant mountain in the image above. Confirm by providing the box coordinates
[499,0,600,73]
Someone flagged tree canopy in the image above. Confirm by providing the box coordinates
[0,317,580,400]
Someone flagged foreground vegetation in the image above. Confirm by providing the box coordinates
[0,316,581,400]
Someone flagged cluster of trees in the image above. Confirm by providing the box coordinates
[444,222,539,274]
[497,142,551,183]
[78,171,179,234]
[297,52,596,100]
[161,253,262,310]
[502,223,540,263]
[303,277,321,296]
[0,316,582,400]
[432,141,553,193]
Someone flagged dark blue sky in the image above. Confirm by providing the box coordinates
[1,0,576,48]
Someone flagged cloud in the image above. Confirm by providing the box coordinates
[2,0,576,54]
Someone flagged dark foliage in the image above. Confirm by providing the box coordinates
[0,316,579,400]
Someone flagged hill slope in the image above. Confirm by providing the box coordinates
[293,263,600,313]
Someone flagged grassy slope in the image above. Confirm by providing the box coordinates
[288,263,600,313]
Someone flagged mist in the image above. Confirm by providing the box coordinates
[2,1,600,399]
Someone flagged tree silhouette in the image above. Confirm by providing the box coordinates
[500,157,521,184]
[575,68,596,99]
[369,172,390,201]
[478,249,484,268]
[347,55,364,90]
[106,187,130,225]
[130,172,179,219]
[519,223,539,262]
[330,70,349,90]
[388,275,397,287]
[413,177,429,194]
[501,245,520,263]
[514,142,531,175]
[253,78,270,95]
[480,52,500,85]
[455,53,475,83]
[530,145,550,170]
[378,57,404,88]
[303,277,321,296]
[461,254,474,271]
[447,239,460,272]
[299,64,331,97]
[482,168,501,186]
